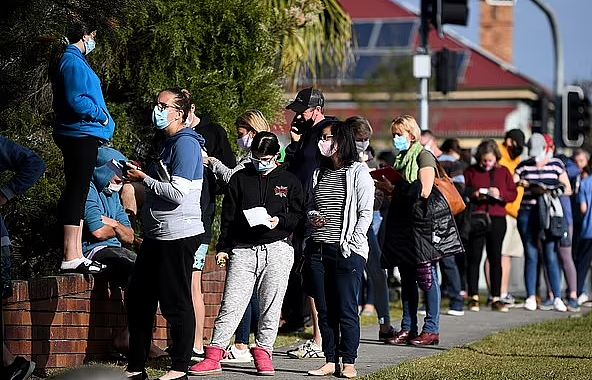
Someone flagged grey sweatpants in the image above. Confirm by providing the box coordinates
[211,239,294,350]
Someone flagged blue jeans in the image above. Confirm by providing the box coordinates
[438,256,463,311]
[400,264,440,334]
[234,291,259,344]
[517,209,562,298]
[307,241,365,364]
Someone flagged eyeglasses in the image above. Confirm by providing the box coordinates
[156,102,181,112]
[320,134,333,141]
[249,152,276,164]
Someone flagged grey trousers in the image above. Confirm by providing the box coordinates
[211,239,294,350]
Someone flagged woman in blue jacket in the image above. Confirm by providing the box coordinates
[50,19,115,274]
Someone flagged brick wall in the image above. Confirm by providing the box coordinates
[480,2,514,64]
[3,256,226,372]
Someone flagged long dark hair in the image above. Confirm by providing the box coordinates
[322,121,358,168]
[474,139,502,162]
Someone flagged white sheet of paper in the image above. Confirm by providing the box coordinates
[243,207,273,229]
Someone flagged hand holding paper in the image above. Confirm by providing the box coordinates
[243,207,274,229]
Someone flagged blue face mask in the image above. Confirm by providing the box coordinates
[84,39,96,55]
[152,106,171,130]
[393,135,411,152]
[251,158,276,172]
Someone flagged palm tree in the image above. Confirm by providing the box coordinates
[267,0,353,90]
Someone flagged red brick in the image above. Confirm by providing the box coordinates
[204,316,217,329]
[202,281,224,294]
[203,256,217,272]
[203,292,223,306]
[6,280,29,302]
[202,270,226,282]
[153,327,170,340]
[203,327,213,341]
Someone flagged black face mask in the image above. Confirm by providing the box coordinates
[291,114,314,135]
[509,145,523,159]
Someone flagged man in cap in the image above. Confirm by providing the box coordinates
[279,88,336,355]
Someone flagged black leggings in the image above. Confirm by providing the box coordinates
[467,216,507,298]
[54,135,99,225]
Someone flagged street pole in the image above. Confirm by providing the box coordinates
[417,3,431,131]
[529,0,564,148]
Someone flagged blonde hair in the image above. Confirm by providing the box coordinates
[235,110,270,133]
[391,115,420,142]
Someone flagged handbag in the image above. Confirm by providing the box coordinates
[468,168,495,236]
[434,160,466,216]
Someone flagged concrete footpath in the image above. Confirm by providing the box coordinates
[192,308,579,379]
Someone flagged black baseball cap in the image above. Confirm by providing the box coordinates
[286,87,325,114]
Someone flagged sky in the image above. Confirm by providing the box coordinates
[400,0,591,89]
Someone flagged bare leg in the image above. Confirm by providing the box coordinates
[192,271,205,352]
[309,297,321,346]
[63,224,83,261]
[500,256,512,296]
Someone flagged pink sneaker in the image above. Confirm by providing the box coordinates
[250,346,274,376]
[188,345,226,376]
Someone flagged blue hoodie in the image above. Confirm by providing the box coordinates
[141,128,206,240]
[82,163,132,256]
[51,45,115,142]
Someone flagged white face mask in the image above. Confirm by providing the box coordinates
[108,183,122,193]
[535,151,547,163]
[355,140,370,155]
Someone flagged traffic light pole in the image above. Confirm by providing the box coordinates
[529,0,564,148]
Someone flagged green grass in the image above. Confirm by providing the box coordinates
[361,311,592,380]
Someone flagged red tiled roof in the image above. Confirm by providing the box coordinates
[339,0,416,19]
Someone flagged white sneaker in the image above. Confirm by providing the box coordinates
[578,293,590,306]
[553,297,567,312]
[286,339,324,359]
[524,298,537,311]
[446,309,465,316]
[220,344,253,363]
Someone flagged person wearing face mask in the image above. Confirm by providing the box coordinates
[281,88,338,340]
[201,110,270,363]
[124,88,206,380]
[463,140,517,313]
[514,133,572,312]
[486,129,526,308]
[303,121,373,379]
[189,132,303,376]
[380,116,463,348]
[347,116,396,341]
[207,110,270,183]
[81,147,169,360]
[50,18,116,275]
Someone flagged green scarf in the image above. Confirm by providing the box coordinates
[394,142,424,182]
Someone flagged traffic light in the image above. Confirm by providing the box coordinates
[421,0,469,37]
[531,96,549,134]
[435,48,459,94]
[563,85,591,147]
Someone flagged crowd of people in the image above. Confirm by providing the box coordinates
[1,19,592,380]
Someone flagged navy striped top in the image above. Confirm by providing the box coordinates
[514,157,566,209]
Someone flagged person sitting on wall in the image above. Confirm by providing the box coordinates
[83,147,166,359]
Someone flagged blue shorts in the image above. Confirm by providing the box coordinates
[193,243,208,271]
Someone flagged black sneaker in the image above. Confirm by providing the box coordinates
[4,357,35,380]
[378,326,397,342]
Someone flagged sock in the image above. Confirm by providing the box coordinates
[60,257,85,269]
[501,293,508,298]
[193,347,204,354]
